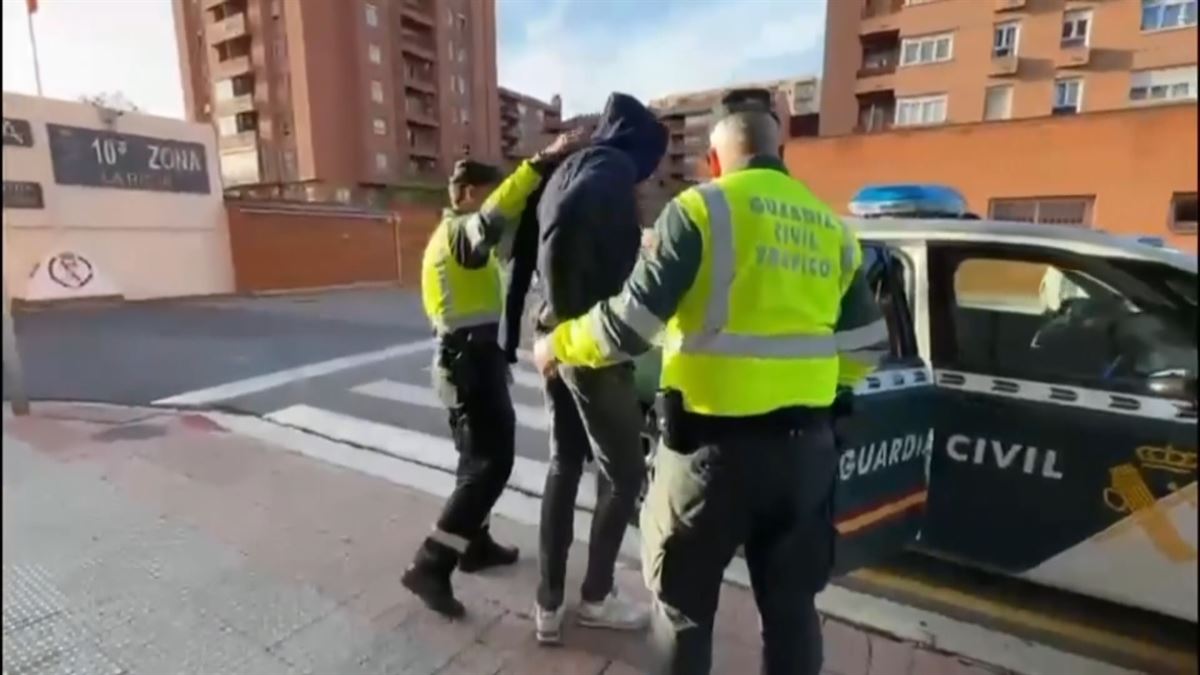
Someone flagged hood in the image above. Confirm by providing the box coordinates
[590,92,668,183]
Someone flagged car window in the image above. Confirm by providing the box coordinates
[941,253,1197,392]
[862,244,919,361]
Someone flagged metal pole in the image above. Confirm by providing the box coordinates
[2,270,31,416]
[27,7,43,97]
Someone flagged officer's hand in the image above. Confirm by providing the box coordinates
[532,128,590,167]
[533,335,559,380]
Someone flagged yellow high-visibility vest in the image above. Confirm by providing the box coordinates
[661,169,861,415]
[420,213,503,334]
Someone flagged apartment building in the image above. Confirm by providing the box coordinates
[820,0,1197,136]
[172,0,501,203]
[650,77,821,184]
[498,88,562,163]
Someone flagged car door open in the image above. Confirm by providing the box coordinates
[832,244,936,575]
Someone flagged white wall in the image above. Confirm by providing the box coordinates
[2,91,234,301]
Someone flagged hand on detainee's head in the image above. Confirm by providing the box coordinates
[448,159,503,211]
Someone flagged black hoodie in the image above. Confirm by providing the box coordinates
[535,92,667,325]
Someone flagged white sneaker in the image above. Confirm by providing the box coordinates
[576,589,650,631]
[534,602,565,645]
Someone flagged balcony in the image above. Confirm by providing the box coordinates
[213,55,252,80]
[400,22,436,60]
[1056,44,1091,68]
[405,103,439,127]
[218,130,258,150]
[410,144,439,159]
[203,0,230,9]
[857,52,898,78]
[856,91,895,134]
[214,93,255,115]
[994,0,1026,10]
[208,12,247,45]
[862,0,903,19]
[990,54,1020,76]
[402,0,434,26]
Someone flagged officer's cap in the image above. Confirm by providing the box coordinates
[450,159,503,187]
[711,88,779,123]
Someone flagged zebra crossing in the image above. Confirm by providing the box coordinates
[193,341,599,505]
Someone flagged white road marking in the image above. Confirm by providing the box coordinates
[153,339,437,406]
[214,410,1136,675]
[263,404,595,510]
[357,379,550,432]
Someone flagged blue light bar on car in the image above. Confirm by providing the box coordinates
[849,184,969,218]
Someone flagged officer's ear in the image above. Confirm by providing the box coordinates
[706,148,722,178]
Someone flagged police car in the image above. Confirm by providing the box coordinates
[634,184,1198,623]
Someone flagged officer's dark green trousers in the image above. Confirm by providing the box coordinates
[640,423,838,675]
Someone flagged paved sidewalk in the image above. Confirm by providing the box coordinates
[3,403,1001,675]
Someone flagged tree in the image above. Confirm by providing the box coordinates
[78,91,140,113]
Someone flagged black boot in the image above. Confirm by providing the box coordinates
[458,529,519,573]
[401,539,466,619]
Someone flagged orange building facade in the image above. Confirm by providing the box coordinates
[821,0,1197,136]
[786,102,1197,249]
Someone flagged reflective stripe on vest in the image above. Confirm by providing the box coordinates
[679,183,857,359]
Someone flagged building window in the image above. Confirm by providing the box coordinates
[1061,9,1092,46]
[457,12,467,30]
[983,85,1013,121]
[1170,193,1198,234]
[900,33,953,66]
[461,107,470,124]
[895,94,948,126]
[336,187,352,203]
[989,196,1094,226]
[373,118,387,135]
[371,80,384,103]
[1130,65,1198,103]
[993,21,1019,58]
[1053,78,1083,115]
[368,43,382,64]
[365,2,378,27]
[375,152,389,171]
[455,75,467,95]
[458,48,467,63]
[448,40,456,61]
[1141,0,1198,30]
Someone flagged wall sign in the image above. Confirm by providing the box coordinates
[47,123,211,195]
[47,252,95,289]
[2,117,33,147]
[2,181,44,209]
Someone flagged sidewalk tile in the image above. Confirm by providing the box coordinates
[867,633,917,675]
[196,566,340,646]
[823,619,871,675]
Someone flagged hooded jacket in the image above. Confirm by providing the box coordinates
[535,93,667,325]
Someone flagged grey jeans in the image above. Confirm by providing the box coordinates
[537,362,646,610]
[642,423,838,675]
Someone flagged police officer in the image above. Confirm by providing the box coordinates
[533,89,889,674]
[403,132,586,618]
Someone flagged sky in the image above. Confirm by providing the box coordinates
[1,0,826,119]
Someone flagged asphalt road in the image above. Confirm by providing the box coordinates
[7,288,431,404]
[7,287,554,462]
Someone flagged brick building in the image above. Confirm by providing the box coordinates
[821,0,1197,135]
[498,87,561,164]
[636,77,820,226]
[172,0,501,205]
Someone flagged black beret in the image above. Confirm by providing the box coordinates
[712,88,779,122]
[450,159,503,187]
